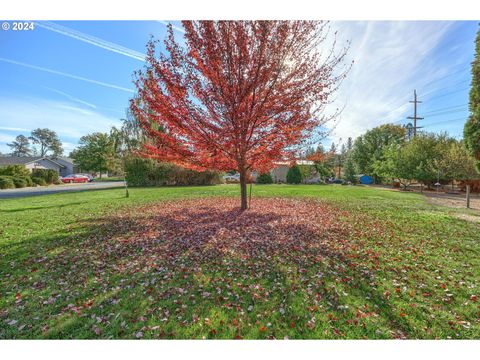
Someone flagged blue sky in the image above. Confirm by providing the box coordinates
[0,20,478,154]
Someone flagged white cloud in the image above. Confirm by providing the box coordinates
[61,141,79,155]
[0,133,15,144]
[0,97,122,153]
[0,126,30,132]
[324,21,457,145]
[43,87,97,109]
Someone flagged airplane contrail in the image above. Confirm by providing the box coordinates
[35,21,146,61]
[0,57,135,93]
[43,87,98,109]
[158,21,186,34]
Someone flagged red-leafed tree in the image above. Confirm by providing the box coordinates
[131,21,349,210]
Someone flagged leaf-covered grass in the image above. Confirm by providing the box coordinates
[0,185,478,339]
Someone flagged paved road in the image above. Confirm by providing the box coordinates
[0,181,125,199]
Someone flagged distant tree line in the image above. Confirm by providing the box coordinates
[7,128,63,158]
[333,123,478,189]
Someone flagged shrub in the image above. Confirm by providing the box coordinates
[23,176,33,187]
[31,169,59,184]
[298,165,317,183]
[32,177,47,186]
[256,172,273,184]
[459,179,480,193]
[171,167,222,186]
[12,177,27,188]
[0,164,31,177]
[286,165,302,184]
[124,157,222,187]
[0,176,15,189]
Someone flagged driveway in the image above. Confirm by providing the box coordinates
[0,181,125,199]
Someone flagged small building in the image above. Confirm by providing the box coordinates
[0,156,75,177]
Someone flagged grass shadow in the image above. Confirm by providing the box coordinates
[0,198,420,339]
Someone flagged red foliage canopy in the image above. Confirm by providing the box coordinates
[131,21,349,208]
[131,21,348,171]
[307,149,333,163]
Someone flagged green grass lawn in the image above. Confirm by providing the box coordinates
[93,176,124,182]
[0,185,479,339]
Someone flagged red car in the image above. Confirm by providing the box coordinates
[61,174,90,184]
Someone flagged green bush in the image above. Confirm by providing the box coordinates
[0,164,31,177]
[256,172,273,184]
[0,176,15,189]
[12,177,27,188]
[124,157,222,187]
[171,167,222,186]
[286,165,302,184]
[31,169,59,184]
[23,176,33,187]
[32,177,47,186]
[298,165,317,183]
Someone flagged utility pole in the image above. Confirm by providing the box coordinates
[407,90,424,137]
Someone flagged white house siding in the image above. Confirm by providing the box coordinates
[25,159,62,173]
[271,165,289,183]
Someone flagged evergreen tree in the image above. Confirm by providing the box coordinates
[343,155,356,183]
[29,128,63,157]
[286,165,302,184]
[316,144,325,154]
[304,146,316,158]
[464,25,480,172]
[7,135,31,157]
[346,137,353,151]
[329,142,337,154]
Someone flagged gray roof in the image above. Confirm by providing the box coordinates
[54,157,74,166]
[0,156,43,165]
[0,156,69,168]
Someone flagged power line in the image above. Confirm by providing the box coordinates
[425,87,470,101]
[418,66,470,90]
[378,67,470,127]
[382,87,468,125]
[421,103,468,116]
[421,78,470,98]
[422,116,467,127]
[424,108,468,118]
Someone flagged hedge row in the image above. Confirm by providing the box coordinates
[124,158,222,187]
[0,175,34,189]
[256,173,273,184]
[0,165,60,189]
[31,169,60,184]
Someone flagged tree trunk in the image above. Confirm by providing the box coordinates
[466,185,471,208]
[249,182,253,209]
[240,171,248,211]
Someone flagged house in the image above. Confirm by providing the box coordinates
[253,160,317,183]
[0,156,75,177]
